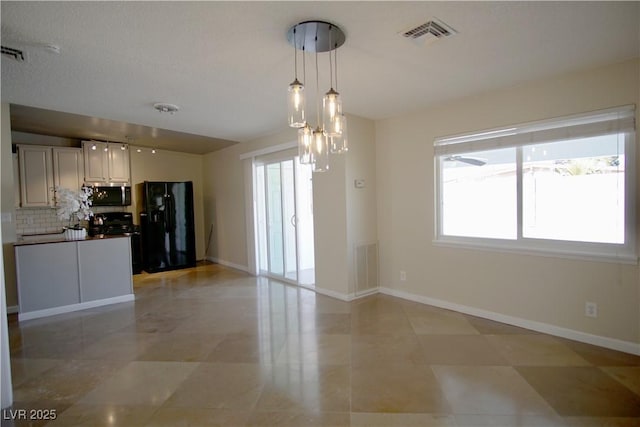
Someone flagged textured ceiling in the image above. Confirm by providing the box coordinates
[2,1,639,154]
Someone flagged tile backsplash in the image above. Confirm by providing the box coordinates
[16,206,127,236]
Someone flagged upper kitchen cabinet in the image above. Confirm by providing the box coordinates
[83,141,108,183]
[82,141,130,184]
[108,143,130,183]
[18,145,54,208]
[17,145,86,208]
[53,147,84,192]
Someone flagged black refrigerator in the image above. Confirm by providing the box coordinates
[139,181,196,273]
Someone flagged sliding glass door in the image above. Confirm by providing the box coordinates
[256,156,314,286]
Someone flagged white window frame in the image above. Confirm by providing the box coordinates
[434,105,637,264]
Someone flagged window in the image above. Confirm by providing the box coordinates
[434,106,636,263]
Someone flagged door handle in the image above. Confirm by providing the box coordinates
[290,214,296,227]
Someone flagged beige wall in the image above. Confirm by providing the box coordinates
[312,145,350,296]
[129,148,205,260]
[376,58,640,345]
[202,131,261,267]
[1,104,18,308]
[345,115,377,294]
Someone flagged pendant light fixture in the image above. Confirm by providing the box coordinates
[298,123,313,164]
[328,45,348,154]
[287,27,305,128]
[287,20,346,172]
[322,26,341,137]
[330,114,348,154]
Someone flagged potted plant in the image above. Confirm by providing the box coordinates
[55,186,93,239]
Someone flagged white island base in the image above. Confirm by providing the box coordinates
[15,235,135,321]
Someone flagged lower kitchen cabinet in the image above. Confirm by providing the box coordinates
[15,241,80,313]
[15,236,134,321]
[77,238,133,301]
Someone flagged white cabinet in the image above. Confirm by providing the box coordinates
[15,241,80,312]
[53,147,84,192]
[82,141,130,184]
[15,236,134,320]
[13,153,20,208]
[17,145,85,208]
[18,145,54,207]
[83,141,109,183]
[108,144,130,183]
[17,145,87,208]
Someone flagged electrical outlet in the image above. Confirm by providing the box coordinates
[585,302,598,318]
[400,271,407,281]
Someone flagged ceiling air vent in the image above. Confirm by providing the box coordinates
[400,18,457,46]
[1,46,25,61]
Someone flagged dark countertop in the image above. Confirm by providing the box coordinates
[14,233,130,246]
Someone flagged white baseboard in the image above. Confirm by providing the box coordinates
[303,285,380,302]
[352,287,380,301]
[311,286,352,302]
[380,287,640,356]
[306,285,351,302]
[6,305,18,315]
[18,294,135,322]
[206,257,249,273]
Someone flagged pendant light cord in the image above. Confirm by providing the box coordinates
[293,28,298,79]
[328,25,334,89]
[334,42,339,92]
[315,32,320,126]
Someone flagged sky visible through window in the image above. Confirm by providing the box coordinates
[441,134,624,244]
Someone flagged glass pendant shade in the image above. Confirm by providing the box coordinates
[312,128,329,172]
[297,124,313,164]
[322,88,342,137]
[288,79,305,128]
[330,114,348,154]
[331,111,345,138]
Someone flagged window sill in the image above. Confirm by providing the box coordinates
[432,237,638,265]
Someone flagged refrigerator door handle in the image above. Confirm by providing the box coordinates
[165,194,174,231]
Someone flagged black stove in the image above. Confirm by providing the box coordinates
[89,212,142,274]
[89,212,135,236]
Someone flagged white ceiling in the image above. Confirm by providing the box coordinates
[2,1,639,154]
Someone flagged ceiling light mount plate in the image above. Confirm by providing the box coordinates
[287,20,345,53]
[153,103,180,114]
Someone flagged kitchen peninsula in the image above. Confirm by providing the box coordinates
[14,234,134,321]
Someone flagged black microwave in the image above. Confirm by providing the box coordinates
[91,186,131,206]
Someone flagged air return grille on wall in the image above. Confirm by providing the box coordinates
[355,242,379,295]
[400,18,457,46]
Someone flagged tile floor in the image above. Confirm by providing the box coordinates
[3,262,640,426]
